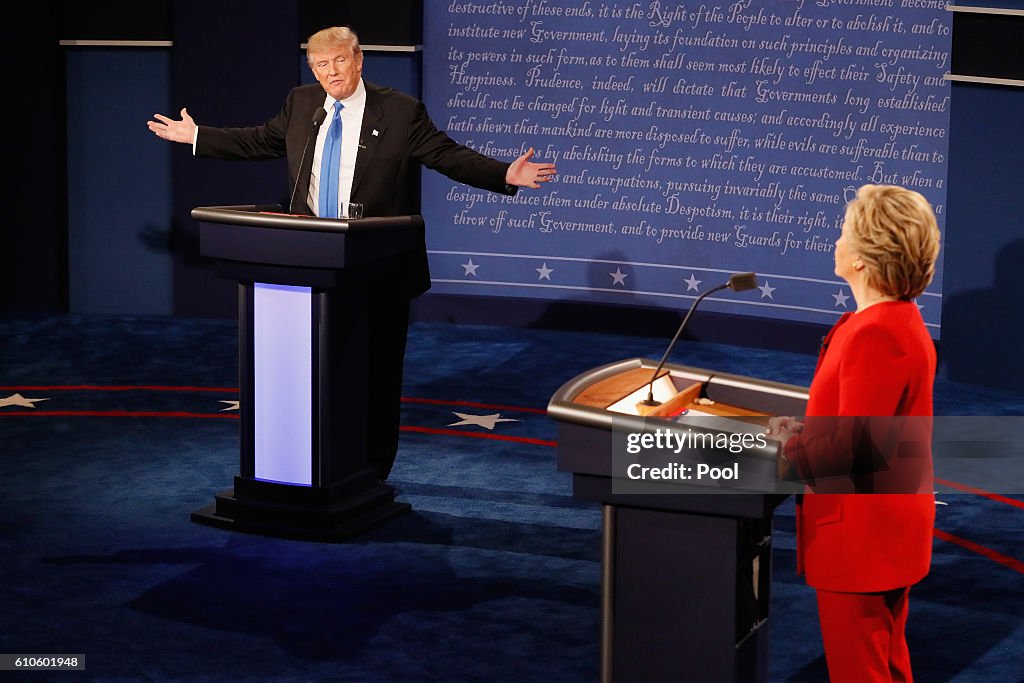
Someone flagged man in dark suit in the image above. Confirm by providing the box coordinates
[148,26,556,480]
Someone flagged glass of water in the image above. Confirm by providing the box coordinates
[345,202,364,219]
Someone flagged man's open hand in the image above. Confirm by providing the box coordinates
[505,147,557,189]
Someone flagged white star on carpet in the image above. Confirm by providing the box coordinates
[536,262,554,281]
[448,412,519,430]
[832,290,850,308]
[684,274,702,292]
[0,393,50,409]
[610,268,628,286]
[462,259,479,277]
[219,401,239,412]
[758,280,776,300]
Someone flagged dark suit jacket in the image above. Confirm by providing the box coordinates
[196,80,516,296]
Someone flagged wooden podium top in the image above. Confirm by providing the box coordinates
[547,357,810,508]
[571,366,772,425]
[549,357,808,433]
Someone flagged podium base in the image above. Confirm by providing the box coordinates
[190,472,411,541]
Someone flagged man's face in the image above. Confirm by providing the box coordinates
[310,44,363,100]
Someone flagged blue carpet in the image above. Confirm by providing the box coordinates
[0,315,1021,682]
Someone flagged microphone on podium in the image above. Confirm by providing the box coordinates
[288,107,329,214]
[638,272,758,411]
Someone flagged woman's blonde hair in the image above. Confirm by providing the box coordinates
[844,184,941,300]
[306,26,361,67]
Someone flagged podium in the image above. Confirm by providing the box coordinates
[548,358,809,682]
[189,204,420,540]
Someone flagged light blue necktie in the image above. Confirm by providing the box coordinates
[318,101,344,218]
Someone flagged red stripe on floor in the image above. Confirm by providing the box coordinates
[0,410,239,419]
[935,477,1024,511]
[934,528,1024,575]
[401,396,547,414]
[4,401,1024,576]
[400,425,556,447]
[0,385,238,393]
[1,388,548,415]
[0,388,550,419]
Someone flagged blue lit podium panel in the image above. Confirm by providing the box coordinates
[548,359,807,683]
[191,205,421,540]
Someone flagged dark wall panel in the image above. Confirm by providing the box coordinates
[67,48,173,315]
[941,83,1024,391]
[2,2,67,313]
[941,9,1024,391]
[952,12,1024,81]
[170,1,299,317]
[299,0,421,46]
[59,0,171,41]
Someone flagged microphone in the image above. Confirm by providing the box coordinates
[637,272,758,411]
[288,107,329,214]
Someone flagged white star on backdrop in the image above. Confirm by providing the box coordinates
[0,393,50,409]
[610,268,628,286]
[536,262,554,281]
[461,259,479,277]
[832,290,850,308]
[684,274,702,292]
[448,412,519,430]
[758,280,776,300]
[219,401,239,412]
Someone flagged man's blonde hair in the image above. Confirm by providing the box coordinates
[306,26,361,66]
[844,184,941,300]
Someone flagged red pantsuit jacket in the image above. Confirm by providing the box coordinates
[784,301,936,593]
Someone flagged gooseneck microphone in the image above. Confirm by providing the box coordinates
[288,107,329,214]
[638,272,758,410]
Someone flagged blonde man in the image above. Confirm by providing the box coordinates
[148,26,556,479]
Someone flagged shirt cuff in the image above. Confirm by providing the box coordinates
[192,127,199,155]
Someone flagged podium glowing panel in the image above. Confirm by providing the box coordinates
[253,283,312,486]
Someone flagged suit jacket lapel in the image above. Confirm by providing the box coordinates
[291,88,327,214]
[291,137,317,214]
[352,86,387,198]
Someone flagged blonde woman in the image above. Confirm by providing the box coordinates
[768,184,941,682]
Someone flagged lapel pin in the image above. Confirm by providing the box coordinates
[372,129,379,136]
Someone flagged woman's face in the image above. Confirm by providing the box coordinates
[834,213,858,283]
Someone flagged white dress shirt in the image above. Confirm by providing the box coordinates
[309,79,366,217]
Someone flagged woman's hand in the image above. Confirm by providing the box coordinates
[767,416,803,481]
[766,415,803,442]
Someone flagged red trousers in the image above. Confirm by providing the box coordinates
[815,586,913,683]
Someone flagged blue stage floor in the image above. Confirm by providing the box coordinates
[1,315,1021,681]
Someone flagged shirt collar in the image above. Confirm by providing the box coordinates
[323,78,366,112]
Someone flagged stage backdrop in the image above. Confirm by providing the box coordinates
[422,0,951,336]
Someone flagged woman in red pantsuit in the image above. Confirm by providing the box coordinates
[767,184,942,682]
